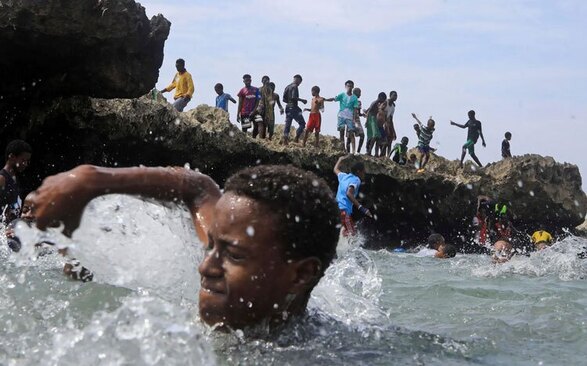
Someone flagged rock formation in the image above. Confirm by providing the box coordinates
[1,0,585,248]
[12,95,587,248]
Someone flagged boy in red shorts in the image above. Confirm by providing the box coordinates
[303,86,332,147]
[333,156,372,237]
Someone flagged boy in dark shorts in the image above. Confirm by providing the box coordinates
[303,86,331,148]
[237,74,260,134]
[502,132,512,159]
[451,110,486,168]
[411,113,435,173]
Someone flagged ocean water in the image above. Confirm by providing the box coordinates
[1,195,586,365]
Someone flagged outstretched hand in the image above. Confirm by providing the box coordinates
[482,141,487,148]
[411,113,417,119]
[29,166,96,236]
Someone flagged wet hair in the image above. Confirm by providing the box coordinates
[442,244,457,258]
[224,165,339,275]
[268,82,276,91]
[214,83,223,90]
[350,162,365,176]
[5,140,32,160]
[243,74,252,80]
[468,110,476,118]
[294,74,303,81]
[311,86,320,93]
[377,92,387,100]
[345,80,354,87]
[176,58,185,65]
[505,131,512,139]
[427,233,445,249]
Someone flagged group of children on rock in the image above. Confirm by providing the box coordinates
[160,60,514,172]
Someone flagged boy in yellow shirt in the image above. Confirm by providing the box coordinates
[161,58,194,112]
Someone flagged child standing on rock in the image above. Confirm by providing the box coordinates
[303,86,332,148]
[412,113,435,173]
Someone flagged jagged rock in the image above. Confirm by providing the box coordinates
[0,0,170,100]
[12,96,587,247]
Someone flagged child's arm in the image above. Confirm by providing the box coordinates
[236,96,243,121]
[450,120,466,128]
[411,113,424,126]
[275,95,284,114]
[479,123,487,147]
[229,95,237,104]
[324,97,335,102]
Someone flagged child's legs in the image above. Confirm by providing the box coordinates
[314,131,320,146]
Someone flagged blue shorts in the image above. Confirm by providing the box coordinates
[337,117,354,132]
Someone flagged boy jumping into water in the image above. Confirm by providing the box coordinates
[334,156,372,237]
[411,113,435,173]
[29,164,339,331]
[451,110,486,168]
[303,86,331,148]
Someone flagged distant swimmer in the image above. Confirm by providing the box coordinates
[502,132,512,159]
[160,58,194,112]
[1,140,32,224]
[531,229,553,250]
[416,233,445,257]
[435,243,457,258]
[491,240,513,263]
[334,156,372,237]
[30,164,340,331]
[450,110,486,169]
[411,113,435,173]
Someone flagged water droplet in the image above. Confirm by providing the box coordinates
[229,131,235,137]
[466,184,473,190]
[184,162,191,169]
[517,180,523,188]
[273,303,279,309]
[174,118,181,126]
[312,180,319,187]
[247,302,253,308]
[282,185,290,191]
[251,174,257,179]
[574,200,579,207]
[295,215,300,222]
[529,191,535,197]
[239,297,244,303]
[428,208,433,214]
[246,226,255,236]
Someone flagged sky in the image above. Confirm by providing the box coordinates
[139,0,587,185]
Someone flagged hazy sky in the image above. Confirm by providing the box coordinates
[140,0,586,185]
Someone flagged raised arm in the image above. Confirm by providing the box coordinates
[333,156,345,176]
[30,165,221,241]
[411,113,423,126]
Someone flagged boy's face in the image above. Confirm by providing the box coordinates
[20,194,36,223]
[214,86,223,95]
[10,152,32,172]
[345,83,353,93]
[199,193,300,329]
[389,92,397,102]
[311,89,318,97]
[243,77,252,87]
[175,61,185,72]
[427,120,435,129]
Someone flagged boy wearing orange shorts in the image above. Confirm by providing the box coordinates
[303,86,332,147]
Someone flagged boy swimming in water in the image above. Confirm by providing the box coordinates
[29,164,339,331]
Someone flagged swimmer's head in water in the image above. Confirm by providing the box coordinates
[492,240,513,263]
[198,165,339,330]
[20,192,37,223]
[5,139,32,172]
[427,233,445,250]
[435,244,457,258]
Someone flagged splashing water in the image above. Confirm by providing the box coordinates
[1,195,587,365]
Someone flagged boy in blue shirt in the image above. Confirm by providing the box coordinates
[214,83,236,113]
[333,156,372,236]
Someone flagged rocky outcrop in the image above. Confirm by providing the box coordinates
[12,95,587,247]
[0,0,170,100]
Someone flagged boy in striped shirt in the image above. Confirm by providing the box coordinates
[412,113,435,173]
